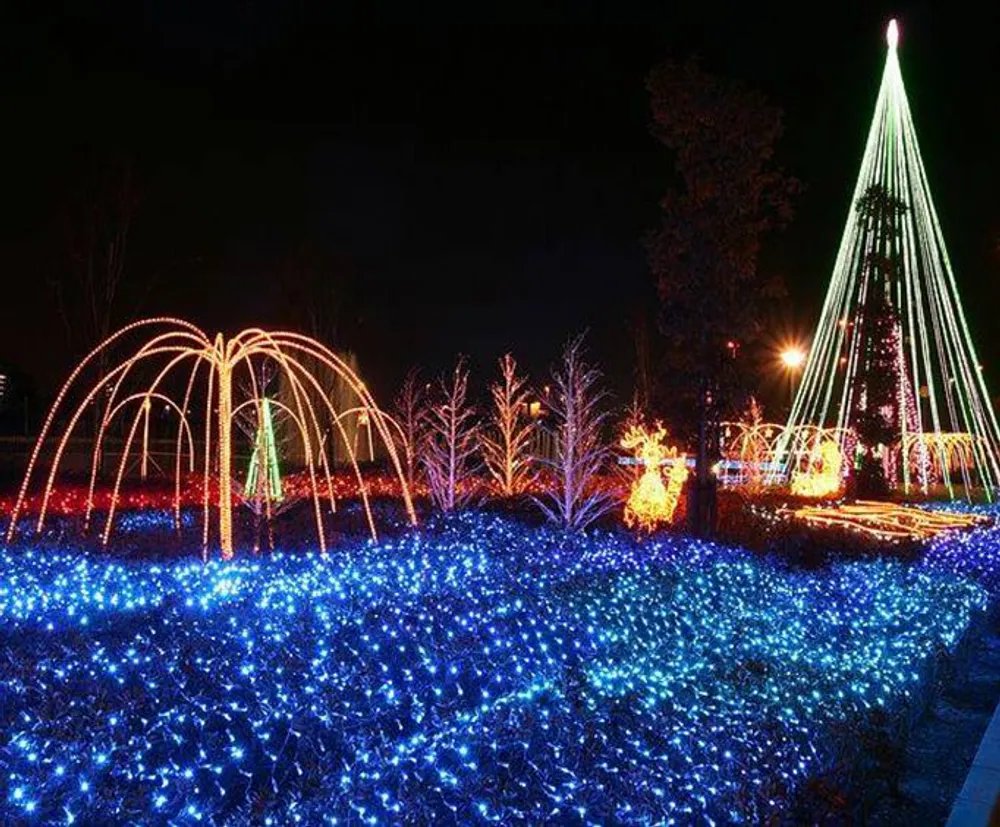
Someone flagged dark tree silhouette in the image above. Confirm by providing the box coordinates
[277,241,358,346]
[646,57,797,535]
[52,157,136,360]
[49,156,138,442]
[629,305,655,416]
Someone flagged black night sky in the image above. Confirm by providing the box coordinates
[2,1,998,414]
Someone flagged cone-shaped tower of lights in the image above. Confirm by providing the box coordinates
[784,19,1000,498]
[246,397,283,503]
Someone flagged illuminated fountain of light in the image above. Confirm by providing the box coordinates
[4,318,416,559]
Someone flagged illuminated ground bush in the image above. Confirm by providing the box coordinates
[0,512,992,824]
[921,503,1000,593]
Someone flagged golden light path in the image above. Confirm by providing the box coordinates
[780,500,988,542]
[4,318,416,559]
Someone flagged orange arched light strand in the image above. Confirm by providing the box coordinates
[97,347,209,544]
[4,319,417,560]
[11,319,212,538]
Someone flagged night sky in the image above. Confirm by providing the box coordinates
[2,1,998,416]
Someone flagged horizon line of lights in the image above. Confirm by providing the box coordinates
[782,19,1000,499]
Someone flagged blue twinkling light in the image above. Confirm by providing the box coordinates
[0,508,993,823]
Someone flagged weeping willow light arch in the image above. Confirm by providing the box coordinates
[784,19,1000,498]
[4,318,417,559]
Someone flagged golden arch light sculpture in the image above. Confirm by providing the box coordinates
[4,318,416,559]
[719,422,853,490]
[720,421,783,487]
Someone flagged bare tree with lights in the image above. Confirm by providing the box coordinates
[394,366,425,492]
[534,334,615,530]
[482,354,536,496]
[421,357,480,511]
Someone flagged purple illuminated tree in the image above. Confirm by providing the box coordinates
[534,334,615,530]
[421,357,480,512]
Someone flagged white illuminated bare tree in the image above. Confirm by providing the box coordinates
[421,357,479,511]
[534,334,615,530]
[482,354,536,496]
[394,366,425,492]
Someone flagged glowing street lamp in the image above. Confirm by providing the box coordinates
[780,345,807,406]
[780,347,806,370]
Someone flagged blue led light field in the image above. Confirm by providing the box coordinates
[0,511,994,824]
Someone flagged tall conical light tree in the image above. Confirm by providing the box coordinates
[246,397,283,503]
[784,19,1000,499]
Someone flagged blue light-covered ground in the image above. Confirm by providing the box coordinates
[0,509,997,824]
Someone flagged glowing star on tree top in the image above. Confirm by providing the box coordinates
[887,19,899,50]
